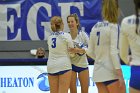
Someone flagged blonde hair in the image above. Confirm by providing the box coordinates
[36,47,46,56]
[102,0,119,23]
[50,16,63,32]
[134,0,140,35]
[67,13,81,29]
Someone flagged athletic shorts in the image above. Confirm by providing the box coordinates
[103,79,118,86]
[129,65,140,90]
[72,64,88,73]
[48,69,71,76]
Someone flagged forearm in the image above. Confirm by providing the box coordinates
[68,47,86,54]
[76,48,86,54]
[111,53,121,69]
[119,30,129,65]
[116,69,124,79]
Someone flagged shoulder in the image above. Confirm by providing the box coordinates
[93,21,103,28]
[63,32,71,36]
[91,22,101,32]
[121,15,136,33]
[91,21,110,31]
[48,34,53,40]
[61,32,72,39]
[108,23,119,34]
[92,21,110,29]
[121,15,136,25]
[79,30,88,36]
[109,23,118,28]
[78,30,89,42]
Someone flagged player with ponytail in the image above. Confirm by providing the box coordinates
[86,0,126,93]
[47,16,74,93]
[119,0,140,93]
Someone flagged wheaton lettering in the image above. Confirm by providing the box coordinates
[0,77,34,87]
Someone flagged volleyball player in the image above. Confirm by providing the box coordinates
[86,0,126,93]
[47,16,74,93]
[67,13,89,93]
[119,0,140,93]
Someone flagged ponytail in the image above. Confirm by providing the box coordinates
[134,0,140,35]
[135,4,139,34]
[102,0,119,23]
[50,16,63,32]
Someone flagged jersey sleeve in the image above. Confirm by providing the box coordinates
[110,24,121,69]
[119,20,129,64]
[67,33,74,48]
[81,31,89,50]
[86,26,96,59]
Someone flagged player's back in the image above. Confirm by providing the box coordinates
[121,15,140,65]
[90,21,120,81]
[47,31,73,73]
[91,21,119,64]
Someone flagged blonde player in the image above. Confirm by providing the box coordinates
[67,13,89,93]
[36,47,46,58]
[30,47,46,58]
[47,16,74,93]
[66,1,126,93]
[119,0,140,93]
[85,0,126,93]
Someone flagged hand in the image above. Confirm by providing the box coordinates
[69,52,75,57]
[68,48,78,53]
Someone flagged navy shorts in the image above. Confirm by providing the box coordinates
[129,66,140,90]
[103,79,118,86]
[72,64,88,73]
[48,69,71,76]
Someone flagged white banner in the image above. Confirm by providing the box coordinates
[0,65,130,93]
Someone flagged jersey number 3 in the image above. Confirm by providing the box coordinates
[51,38,56,48]
[96,32,100,45]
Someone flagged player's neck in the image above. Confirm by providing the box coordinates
[70,29,78,40]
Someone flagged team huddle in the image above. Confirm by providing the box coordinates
[47,0,140,93]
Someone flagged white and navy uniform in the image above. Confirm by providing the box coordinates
[47,31,74,74]
[119,15,140,90]
[86,20,121,82]
[70,30,89,68]
[119,15,140,65]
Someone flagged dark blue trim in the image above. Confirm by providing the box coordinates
[72,64,88,73]
[0,58,126,66]
[0,58,48,66]
[0,0,24,4]
[103,79,118,86]
[48,69,71,75]
[0,58,48,62]
[117,25,120,49]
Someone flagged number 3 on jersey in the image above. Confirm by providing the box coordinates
[96,32,100,45]
[51,38,56,48]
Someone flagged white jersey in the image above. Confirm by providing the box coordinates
[119,15,140,65]
[87,21,121,82]
[70,30,89,68]
[47,31,74,73]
